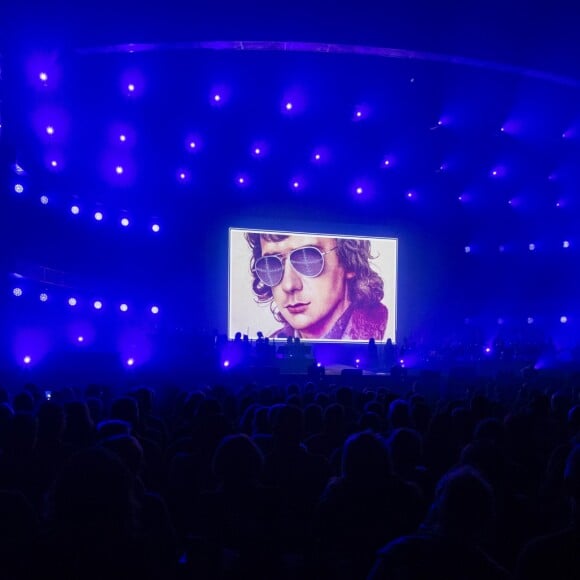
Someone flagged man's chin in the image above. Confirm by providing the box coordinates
[281,314,312,332]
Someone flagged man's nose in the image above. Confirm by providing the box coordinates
[279,258,303,293]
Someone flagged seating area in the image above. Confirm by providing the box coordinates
[0,361,579,579]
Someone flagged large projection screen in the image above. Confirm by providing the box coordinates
[229,228,397,342]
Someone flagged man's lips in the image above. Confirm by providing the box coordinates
[286,302,310,313]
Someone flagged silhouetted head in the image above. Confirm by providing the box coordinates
[564,443,580,524]
[110,397,139,427]
[212,434,264,485]
[12,392,34,413]
[429,466,494,541]
[388,428,422,470]
[52,447,136,537]
[388,399,411,429]
[342,431,391,483]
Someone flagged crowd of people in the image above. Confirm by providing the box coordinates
[0,367,579,579]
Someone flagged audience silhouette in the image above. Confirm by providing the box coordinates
[0,363,579,579]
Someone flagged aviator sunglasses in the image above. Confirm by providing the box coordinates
[254,246,338,287]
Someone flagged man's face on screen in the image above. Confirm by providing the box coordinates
[260,235,353,339]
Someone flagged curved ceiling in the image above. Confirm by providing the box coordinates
[3,0,580,81]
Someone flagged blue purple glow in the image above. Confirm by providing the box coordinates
[93,300,103,310]
[120,69,146,97]
[353,104,370,121]
[39,293,48,302]
[119,328,153,367]
[14,328,50,366]
[121,217,130,227]
[68,297,77,306]
[71,205,80,215]
[152,224,160,233]
[209,85,231,106]
[45,151,65,171]
[13,288,23,297]
[94,211,104,221]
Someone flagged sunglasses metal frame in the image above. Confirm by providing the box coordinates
[253,245,338,287]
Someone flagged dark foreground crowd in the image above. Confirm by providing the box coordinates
[0,371,579,579]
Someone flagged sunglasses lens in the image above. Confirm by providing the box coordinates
[290,246,324,277]
[255,256,283,287]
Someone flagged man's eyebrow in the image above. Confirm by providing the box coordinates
[262,243,319,257]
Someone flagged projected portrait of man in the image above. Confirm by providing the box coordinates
[245,232,388,340]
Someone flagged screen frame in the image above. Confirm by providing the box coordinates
[228,227,398,343]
